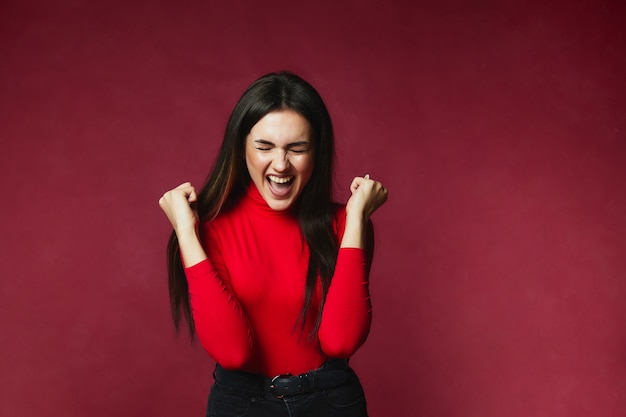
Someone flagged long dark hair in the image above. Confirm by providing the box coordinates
[167,71,337,338]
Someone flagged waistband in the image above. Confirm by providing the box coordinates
[213,359,350,397]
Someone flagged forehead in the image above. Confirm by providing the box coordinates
[248,110,312,143]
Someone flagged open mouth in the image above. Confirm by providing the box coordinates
[267,175,294,197]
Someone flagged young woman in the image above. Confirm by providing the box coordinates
[159,71,387,417]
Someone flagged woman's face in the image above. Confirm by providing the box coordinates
[245,110,315,211]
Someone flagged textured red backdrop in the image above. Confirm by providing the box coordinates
[2,0,625,416]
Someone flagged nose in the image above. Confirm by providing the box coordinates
[272,150,290,172]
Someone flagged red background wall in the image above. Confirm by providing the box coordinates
[1,0,625,416]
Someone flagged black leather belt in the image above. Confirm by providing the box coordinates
[213,359,349,397]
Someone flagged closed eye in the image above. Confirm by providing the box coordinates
[253,139,311,153]
[287,141,311,154]
[254,139,274,151]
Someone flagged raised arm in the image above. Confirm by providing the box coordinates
[159,182,253,369]
[318,175,388,357]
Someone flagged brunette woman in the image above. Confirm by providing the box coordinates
[159,71,387,417]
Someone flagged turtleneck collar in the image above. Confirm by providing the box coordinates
[243,183,298,217]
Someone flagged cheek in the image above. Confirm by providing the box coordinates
[299,156,315,179]
[245,153,265,175]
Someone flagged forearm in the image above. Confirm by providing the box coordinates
[185,259,254,369]
[178,222,253,368]
[318,247,372,358]
[339,213,367,249]
[176,228,208,267]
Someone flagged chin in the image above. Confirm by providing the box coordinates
[266,198,295,211]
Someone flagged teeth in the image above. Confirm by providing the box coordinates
[268,175,293,184]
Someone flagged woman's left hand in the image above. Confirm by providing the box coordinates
[346,174,388,221]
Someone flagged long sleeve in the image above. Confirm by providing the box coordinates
[184,240,254,369]
[318,248,372,358]
[180,185,375,376]
[318,216,374,358]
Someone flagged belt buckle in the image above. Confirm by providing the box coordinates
[270,373,292,398]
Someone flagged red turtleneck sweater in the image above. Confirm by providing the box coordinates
[183,184,372,377]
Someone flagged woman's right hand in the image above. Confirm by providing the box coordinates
[159,182,208,267]
[159,182,200,236]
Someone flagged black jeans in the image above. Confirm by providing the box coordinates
[206,366,368,417]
